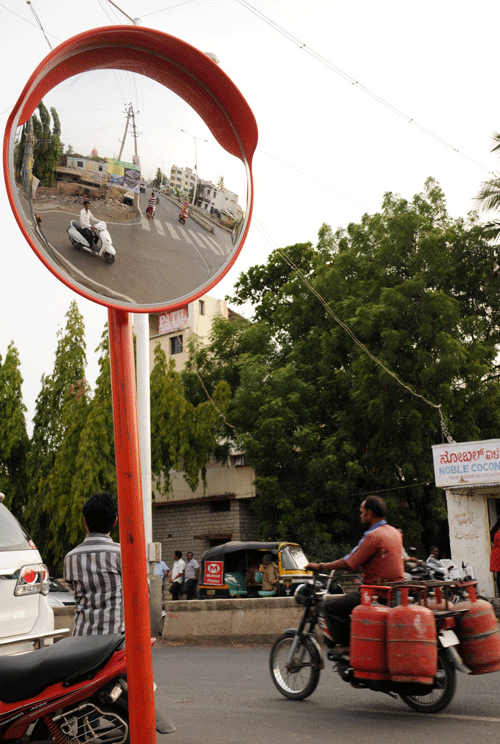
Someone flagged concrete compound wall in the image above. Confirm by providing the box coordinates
[53,597,305,643]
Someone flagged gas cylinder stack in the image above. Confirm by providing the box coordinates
[454,585,500,674]
[350,580,500,684]
[350,586,437,683]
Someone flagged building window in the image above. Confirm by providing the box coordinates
[170,335,183,355]
[199,300,205,316]
[76,160,84,168]
[209,500,231,513]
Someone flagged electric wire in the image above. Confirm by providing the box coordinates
[257,149,370,209]
[236,0,494,176]
[140,0,197,17]
[26,0,53,50]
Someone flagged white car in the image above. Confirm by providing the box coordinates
[47,576,75,607]
[0,494,54,654]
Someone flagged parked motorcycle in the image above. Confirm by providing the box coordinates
[67,220,116,264]
[0,633,175,742]
[269,576,500,714]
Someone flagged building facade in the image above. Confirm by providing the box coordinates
[149,295,259,564]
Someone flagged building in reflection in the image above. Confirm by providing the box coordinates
[149,295,259,561]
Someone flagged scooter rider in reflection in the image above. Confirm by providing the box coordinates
[79,199,99,249]
[305,495,404,656]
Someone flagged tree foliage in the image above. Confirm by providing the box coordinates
[24,301,88,568]
[31,103,62,187]
[0,343,29,515]
[185,179,500,556]
[150,343,230,495]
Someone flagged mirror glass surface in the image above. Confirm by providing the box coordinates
[9,69,250,310]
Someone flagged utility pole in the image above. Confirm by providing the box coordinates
[117,103,132,162]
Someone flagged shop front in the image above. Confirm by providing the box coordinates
[432,439,500,597]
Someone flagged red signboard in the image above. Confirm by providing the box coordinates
[203,560,224,585]
[159,306,188,335]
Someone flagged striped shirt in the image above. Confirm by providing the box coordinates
[64,533,123,636]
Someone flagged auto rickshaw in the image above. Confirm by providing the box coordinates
[198,541,313,599]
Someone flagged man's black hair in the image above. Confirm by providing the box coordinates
[362,495,387,519]
[174,550,182,559]
[83,491,118,534]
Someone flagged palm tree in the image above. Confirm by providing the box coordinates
[476,132,500,241]
[216,175,225,192]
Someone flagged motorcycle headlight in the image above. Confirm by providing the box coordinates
[294,582,314,606]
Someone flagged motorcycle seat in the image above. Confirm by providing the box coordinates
[0,633,124,703]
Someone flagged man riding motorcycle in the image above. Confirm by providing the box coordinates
[306,495,404,654]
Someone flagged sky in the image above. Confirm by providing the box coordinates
[2,0,500,429]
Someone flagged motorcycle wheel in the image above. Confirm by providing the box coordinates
[31,699,129,743]
[70,239,81,250]
[399,649,456,713]
[269,632,321,700]
[104,252,115,264]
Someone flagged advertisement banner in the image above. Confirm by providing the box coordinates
[158,306,188,335]
[432,439,500,488]
[107,158,141,193]
[203,561,224,586]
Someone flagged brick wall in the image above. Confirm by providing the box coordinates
[152,498,261,564]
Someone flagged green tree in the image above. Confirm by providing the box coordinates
[476,132,500,242]
[186,179,500,555]
[153,168,164,189]
[43,329,116,570]
[25,301,88,565]
[31,102,61,187]
[150,343,230,495]
[0,343,29,515]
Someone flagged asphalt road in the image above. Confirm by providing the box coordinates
[152,643,500,744]
[28,193,234,306]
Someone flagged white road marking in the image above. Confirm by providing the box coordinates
[164,222,180,240]
[141,215,151,231]
[352,707,500,722]
[154,219,165,236]
[187,229,207,249]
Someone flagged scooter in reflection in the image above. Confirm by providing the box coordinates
[67,220,116,264]
[178,209,188,224]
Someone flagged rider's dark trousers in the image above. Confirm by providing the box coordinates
[322,591,361,646]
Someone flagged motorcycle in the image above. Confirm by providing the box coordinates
[178,210,187,224]
[269,575,499,714]
[0,633,175,742]
[67,220,116,264]
[146,205,156,220]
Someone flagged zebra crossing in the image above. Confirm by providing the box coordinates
[139,216,228,257]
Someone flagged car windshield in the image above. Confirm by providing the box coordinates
[0,504,31,551]
[49,577,70,592]
[281,545,309,570]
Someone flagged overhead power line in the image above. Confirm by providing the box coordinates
[236,0,494,176]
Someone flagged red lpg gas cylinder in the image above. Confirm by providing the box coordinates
[425,586,454,611]
[387,588,437,683]
[455,587,500,674]
[350,586,391,680]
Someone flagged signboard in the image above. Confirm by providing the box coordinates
[159,306,188,335]
[107,158,141,192]
[203,561,224,585]
[432,439,500,488]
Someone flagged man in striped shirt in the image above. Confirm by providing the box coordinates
[64,492,123,635]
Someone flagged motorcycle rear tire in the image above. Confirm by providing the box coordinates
[269,632,321,700]
[31,699,129,743]
[104,252,115,264]
[399,648,456,714]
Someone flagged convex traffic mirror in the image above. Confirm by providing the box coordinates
[3,26,258,312]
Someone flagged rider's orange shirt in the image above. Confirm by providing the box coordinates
[345,522,404,584]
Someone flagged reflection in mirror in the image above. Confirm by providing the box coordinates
[10,70,250,310]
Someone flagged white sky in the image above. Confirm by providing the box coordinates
[1,0,500,429]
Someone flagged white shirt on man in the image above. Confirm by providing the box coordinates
[80,207,97,230]
[171,558,186,584]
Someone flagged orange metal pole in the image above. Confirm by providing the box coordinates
[108,308,156,744]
